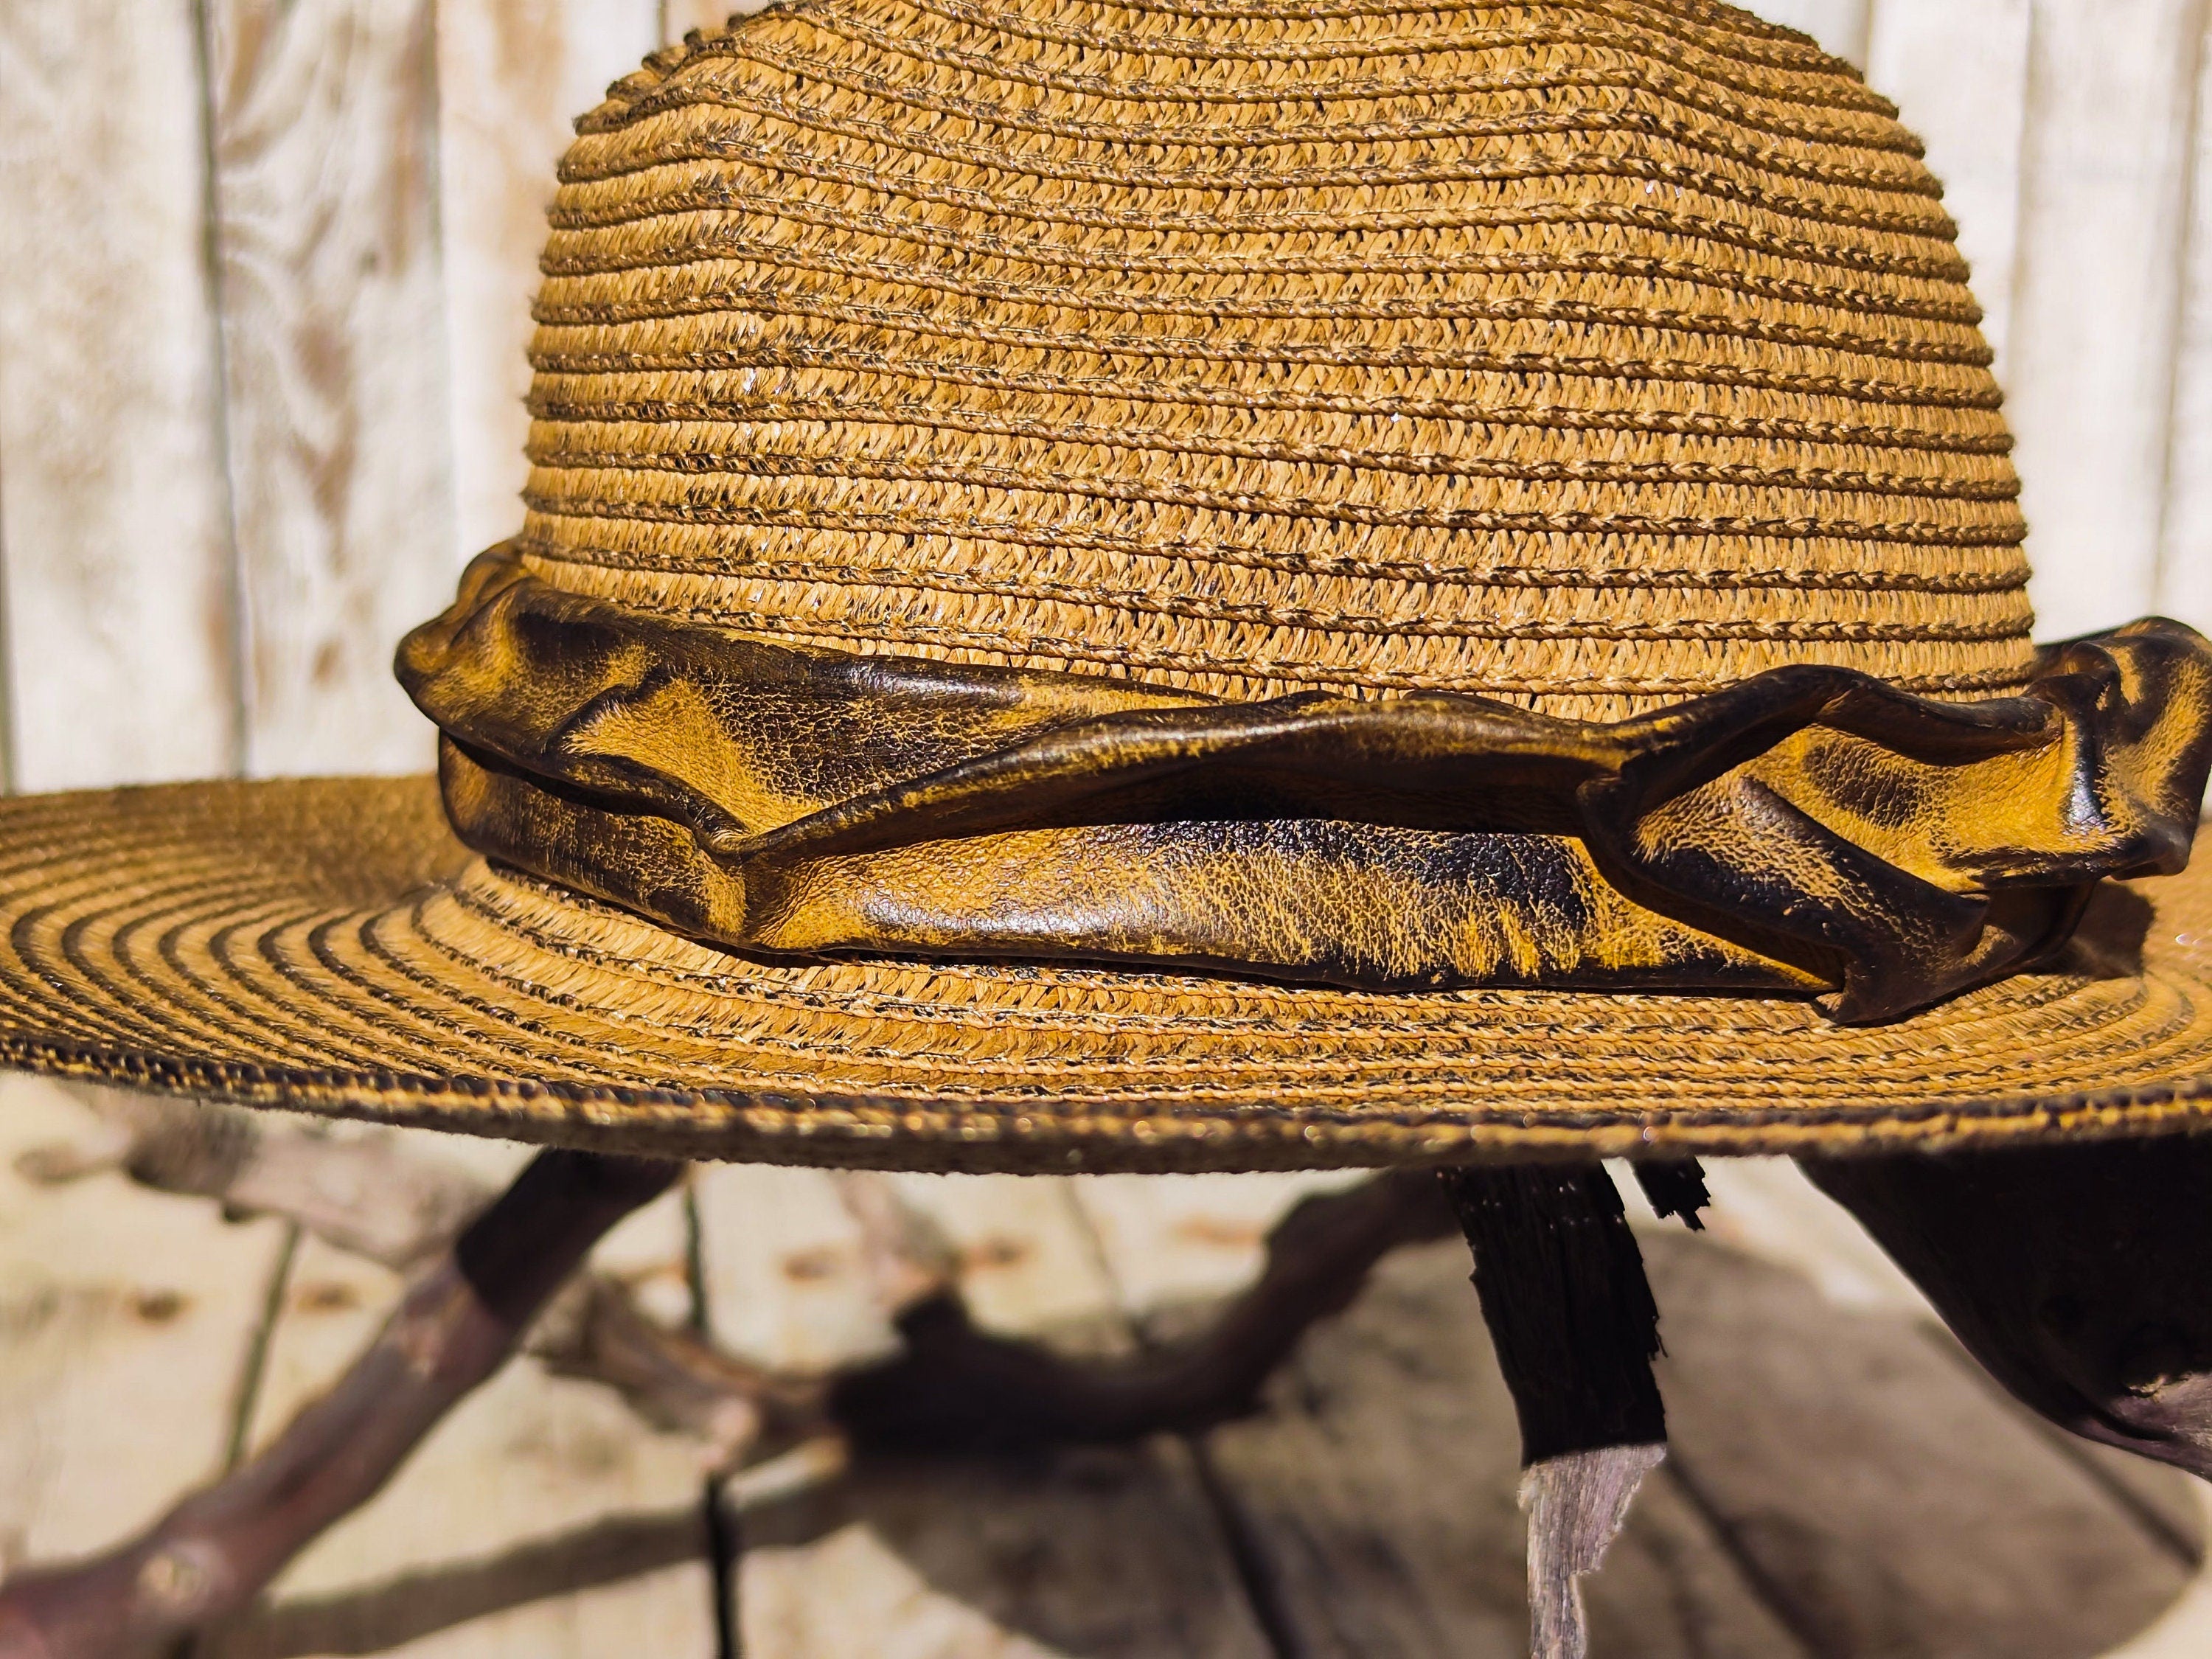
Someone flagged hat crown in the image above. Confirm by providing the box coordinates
[521,0,2028,720]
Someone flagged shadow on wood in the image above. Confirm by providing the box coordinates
[1804,1135,2212,1480]
[1205,1232,2199,1659]
[207,1504,706,1658]
[179,1226,2208,1659]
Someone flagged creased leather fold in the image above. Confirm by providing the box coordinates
[397,546,2212,1023]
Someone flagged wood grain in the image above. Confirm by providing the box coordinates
[738,1436,1274,1659]
[1070,1172,1358,1326]
[1646,1230,2195,1659]
[886,1172,1129,1342]
[692,1164,904,1374]
[436,0,656,563]
[199,0,456,778]
[1745,0,1870,63]
[2003,0,2207,638]
[690,1168,1276,1658]
[1863,0,2035,375]
[2099,1489,2212,1659]
[6,2,2212,1650]
[2155,6,2212,637]
[209,1172,718,1659]
[0,1082,285,1570]
[1658,1157,1930,1317]
[0,0,241,791]
[1197,1235,1811,1659]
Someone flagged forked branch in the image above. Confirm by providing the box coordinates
[0,1104,1465,1659]
[0,1150,681,1659]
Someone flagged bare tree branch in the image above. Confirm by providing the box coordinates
[0,1151,681,1659]
[0,1100,1461,1658]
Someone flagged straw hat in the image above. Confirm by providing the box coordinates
[5,0,2212,1172]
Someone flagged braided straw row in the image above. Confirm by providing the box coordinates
[518,0,2031,720]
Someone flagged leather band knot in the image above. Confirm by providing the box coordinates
[397,547,2212,1023]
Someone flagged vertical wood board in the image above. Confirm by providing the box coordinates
[1619,1155,1933,1318]
[200,0,456,778]
[2156,7,2212,634]
[0,1080,286,1565]
[2096,1485,2212,1659]
[692,1164,903,1373]
[217,1187,717,1659]
[738,1439,1274,1659]
[1747,0,1871,63]
[0,0,241,791]
[1646,1231,2194,1659]
[1071,1171,1361,1326]
[692,1168,1275,1659]
[883,1171,1128,1340]
[2003,0,2206,637]
[436,0,658,564]
[1863,0,2035,374]
[1197,1237,1813,1659]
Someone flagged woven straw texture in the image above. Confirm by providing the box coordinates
[4,778,2212,1171]
[523,0,2030,721]
[4,0,2194,1171]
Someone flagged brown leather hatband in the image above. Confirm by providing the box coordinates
[397,548,2212,1023]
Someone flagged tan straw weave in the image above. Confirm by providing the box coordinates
[523,0,2028,720]
[6,0,2212,1173]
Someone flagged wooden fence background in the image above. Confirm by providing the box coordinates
[2,0,2211,793]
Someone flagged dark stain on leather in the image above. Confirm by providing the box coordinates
[398,546,2212,1024]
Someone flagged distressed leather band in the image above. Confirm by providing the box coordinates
[397,548,2212,1023]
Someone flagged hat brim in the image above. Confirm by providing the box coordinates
[5,776,2212,1172]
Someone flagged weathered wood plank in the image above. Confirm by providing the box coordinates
[690,1167,1275,1658]
[210,1151,718,1659]
[1922,1329,2209,1571]
[738,1437,1271,1659]
[1646,1229,2195,1659]
[1071,1172,1358,1328]
[2097,1487,2212,1659]
[1630,1160,2208,1635]
[1615,1155,1932,1317]
[0,1080,286,1571]
[1658,1161,2205,1577]
[1746,0,1871,63]
[1863,0,2035,373]
[2154,7,2212,638]
[0,0,241,791]
[2002,0,2204,638]
[436,0,657,562]
[200,0,456,777]
[1197,1233,1814,1659]
[885,1172,1127,1341]
[692,1164,902,1373]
